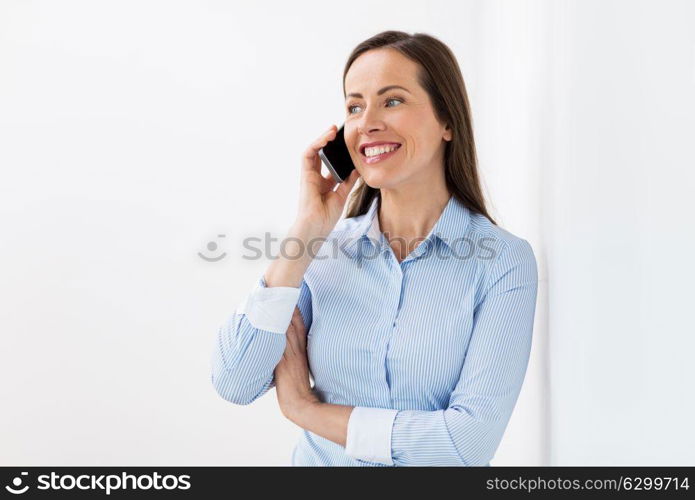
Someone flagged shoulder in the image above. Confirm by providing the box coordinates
[463,212,538,290]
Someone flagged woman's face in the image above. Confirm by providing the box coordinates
[343,48,451,190]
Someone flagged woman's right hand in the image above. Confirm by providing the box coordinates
[296,125,361,235]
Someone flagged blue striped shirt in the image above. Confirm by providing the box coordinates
[211,193,538,466]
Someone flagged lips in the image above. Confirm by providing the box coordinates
[359,142,402,155]
[361,144,402,165]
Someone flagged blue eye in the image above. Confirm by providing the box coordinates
[347,97,404,115]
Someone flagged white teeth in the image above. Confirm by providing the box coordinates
[364,144,399,157]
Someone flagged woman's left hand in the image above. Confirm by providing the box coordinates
[274,306,320,421]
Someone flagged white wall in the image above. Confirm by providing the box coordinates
[1,0,692,466]
[472,0,551,466]
[544,0,695,465]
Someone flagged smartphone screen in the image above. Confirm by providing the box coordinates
[318,124,355,183]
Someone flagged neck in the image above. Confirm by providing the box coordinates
[377,175,451,243]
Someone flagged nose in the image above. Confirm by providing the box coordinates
[357,108,386,136]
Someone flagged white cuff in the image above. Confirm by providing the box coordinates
[345,406,399,465]
[236,275,301,334]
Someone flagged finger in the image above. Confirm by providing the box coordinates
[292,318,307,353]
[292,306,306,332]
[310,125,337,151]
[290,310,306,344]
[321,171,338,192]
[297,332,307,354]
[335,169,361,199]
[288,323,306,356]
[302,126,337,173]
[303,126,336,161]
[289,308,307,350]
[285,325,300,356]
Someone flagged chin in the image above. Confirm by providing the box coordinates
[362,172,404,190]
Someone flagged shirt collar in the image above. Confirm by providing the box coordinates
[342,193,472,258]
[341,196,381,257]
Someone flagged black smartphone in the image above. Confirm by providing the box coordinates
[318,123,356,183]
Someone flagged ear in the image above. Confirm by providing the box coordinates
[443,124,452,142]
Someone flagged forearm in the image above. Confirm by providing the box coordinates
[289,401,354,448]
[264,219,329,288]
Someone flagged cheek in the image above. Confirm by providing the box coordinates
[343,128,357,149]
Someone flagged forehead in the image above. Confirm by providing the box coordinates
[344,49,419,93]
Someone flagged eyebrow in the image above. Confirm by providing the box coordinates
[346,85,411,100]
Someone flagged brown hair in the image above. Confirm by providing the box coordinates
[342,30,496,225]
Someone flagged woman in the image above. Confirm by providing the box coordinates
[211,30,538,466]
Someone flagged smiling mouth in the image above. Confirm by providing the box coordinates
[360,143,402,156]
[360,144,402,164]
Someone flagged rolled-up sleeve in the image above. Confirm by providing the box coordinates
[345,406,399,465]
[241,276,302,334]
[210,275,312,405]
[344,238,538,466]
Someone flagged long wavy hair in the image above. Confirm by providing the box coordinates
[343,30,496,225]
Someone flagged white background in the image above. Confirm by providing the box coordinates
[1,0,693,465]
